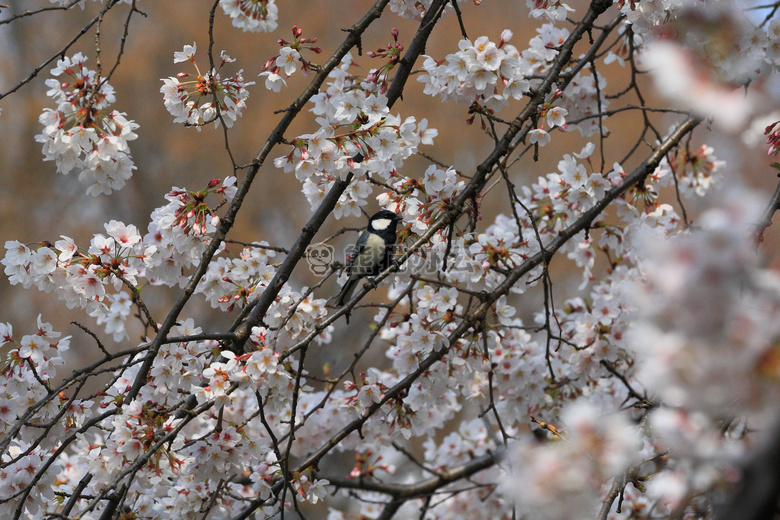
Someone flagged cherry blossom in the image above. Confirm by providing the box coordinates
[160,44,252,129]
[35,53,139,196]
[5,0,780,519]
[220,0,278,32]
[419,31,531,114]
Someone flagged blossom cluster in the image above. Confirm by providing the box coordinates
[0,318,76,516]
[329,126,726,517]
[258,25,321,91]
[2,178,235,341]
[419,30,530,114]
[6,0,780,518]
[160,44,252,130]
[220,0,278,33]
[0,314,340,519]
[274,53,438,216]
[525,0,574,21]
[765,119,780,155]
[388,0,468,20]
[142,178,234,287]
[2,221,150,316]
[35,53,139,196]
[378,164,465,232]
[419,26,608,138]
[604,197,780,514]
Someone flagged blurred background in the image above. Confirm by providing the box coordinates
[0,0,778,377]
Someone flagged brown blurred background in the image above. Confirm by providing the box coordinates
[0,0,777,368]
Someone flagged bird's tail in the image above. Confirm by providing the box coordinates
[335,277,359,307]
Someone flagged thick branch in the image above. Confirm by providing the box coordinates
[230,0,451,350]
[126,0,394,403]
[715,416,780,520]
[319,448,503,499]
[262,114,699,519]
[755,177,780,244]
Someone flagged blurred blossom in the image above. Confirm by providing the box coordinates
[742,111,780,149]
[630,196,780,418]
[505,401,641,520]
[220,0,278,33]
[637,2,776,131]
[389,0,469,20]
[640,40,757,131]
[639,408,745,517]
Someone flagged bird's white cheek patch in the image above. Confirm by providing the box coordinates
[371,218,392,231]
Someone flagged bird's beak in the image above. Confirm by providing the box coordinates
[393,214,403,221]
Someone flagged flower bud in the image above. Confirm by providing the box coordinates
[500,29,513,43]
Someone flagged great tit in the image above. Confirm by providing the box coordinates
[335,209,403,308]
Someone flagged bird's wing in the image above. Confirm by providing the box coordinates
[348,231,386,277]
[345,230,370,276]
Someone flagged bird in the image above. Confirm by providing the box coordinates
[335,209,403,308]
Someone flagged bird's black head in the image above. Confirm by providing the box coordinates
[367,210,403,236]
